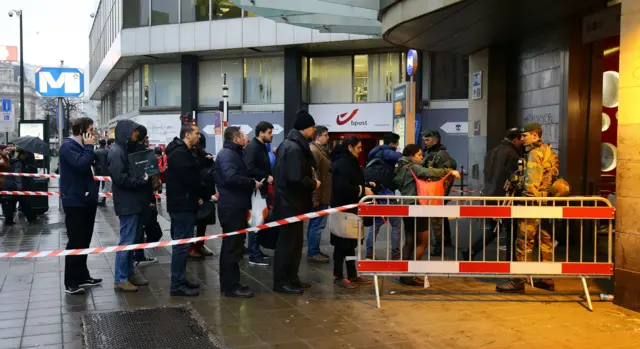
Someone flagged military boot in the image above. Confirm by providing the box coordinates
[496,279,525,293]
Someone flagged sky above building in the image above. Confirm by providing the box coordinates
[0,0,96,70]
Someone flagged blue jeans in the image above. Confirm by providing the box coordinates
[247,231,261,261]
[115,214,142,284]
[307,204,329,257]
[169,211,197,292]
[366,216,401,259]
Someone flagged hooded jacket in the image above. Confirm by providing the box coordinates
[272,129,316,219]
[107,119,148,216]
[215,141,255,210]
[166,136,203,213]
[59,137,98,207]
[330,144,365,214]
[368,144,402,168]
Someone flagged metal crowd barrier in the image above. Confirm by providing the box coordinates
[357,195,614,311]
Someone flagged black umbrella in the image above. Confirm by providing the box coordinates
[12,136,52,156]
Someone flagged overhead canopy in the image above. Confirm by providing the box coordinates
[231,0,382,36]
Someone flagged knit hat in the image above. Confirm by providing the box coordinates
[293,110,315,130]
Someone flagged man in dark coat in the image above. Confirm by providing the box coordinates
[166,124,205,296]
[93,139,109,206]
[243,121,274,266]
[462,128,523,262]
[189,133,216,258]
[215,126,261,298]
[108,119,150,292]
[272,110,319,294]
[59,117,101,294]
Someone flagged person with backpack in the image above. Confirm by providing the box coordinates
[307,126,332,264]
[496,123,560,294]
[460,128,523,262]
[363,133,402,260]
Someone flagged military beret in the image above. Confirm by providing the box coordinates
[422,129,440,138]
[521,123,542,133]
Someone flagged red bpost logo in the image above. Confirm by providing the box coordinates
[336,109,359,125]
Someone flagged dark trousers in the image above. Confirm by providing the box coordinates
[2,196,36,223]
[219,207,247,292]
[63,205,97,288]
[134,207,163,261]
[169,211,197,292]
[333,245,357,279]
[469,218,515,261]
[273,221,303,288]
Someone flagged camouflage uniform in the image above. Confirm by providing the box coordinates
[516,139,559,263]
[421,130,457,252]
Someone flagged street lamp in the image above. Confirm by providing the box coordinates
[8,9,24,122]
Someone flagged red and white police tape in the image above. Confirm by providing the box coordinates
[0,190,219,200]
[0,172,111,182]
[0,203,359,258]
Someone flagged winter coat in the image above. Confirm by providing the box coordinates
[330,145,366,214]
[93,146,109,176]
[483,139,523,197]
[422,143,457,195]
[243,137,271,197]
[394,157,449,201]
[368,144,402,168]
[108,119,148,216]
[272,130,316,219]
[166,137,203,213]
[0,147,10,188]
[215,141,255,210]
[59,137,99,207]
[310,142,332,205]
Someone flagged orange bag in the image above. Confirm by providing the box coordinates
[410,168,452,205]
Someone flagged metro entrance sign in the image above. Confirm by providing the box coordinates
[34,67,85,98]
[0,98,15,133]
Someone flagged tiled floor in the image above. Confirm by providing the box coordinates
[0,195,638,349]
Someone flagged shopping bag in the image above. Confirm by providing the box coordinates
[328,210,361,239]
[410,169,452,205]
[248,190,268,227]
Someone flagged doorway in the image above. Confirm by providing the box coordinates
[330,132,383,167]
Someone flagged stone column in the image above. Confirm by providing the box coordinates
[615,0,640,312]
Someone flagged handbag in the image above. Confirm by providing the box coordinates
[257,208,279,250]
[197,200,216,225]
[328,210,361,239]
[248,190,268,227]
[409,168,452,205]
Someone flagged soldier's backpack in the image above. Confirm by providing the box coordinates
[542,145,571,197]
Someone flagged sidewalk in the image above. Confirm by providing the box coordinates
[0,197,638,348]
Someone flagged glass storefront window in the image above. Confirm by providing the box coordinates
[152,0,179,25]
[431,52,469,100]
[198,59,243,106]
[143,63,182,107]
[368,53,401,102]
[212,0,242,20]
[181,0,210,22]
[353,55,368,102]
[310,56,352,103]
[244,57,284,104]
[123,0,150,28]
[121,81,127,115]
[133,68,140,110]
[127,73,134,112]
[302,57,309,103]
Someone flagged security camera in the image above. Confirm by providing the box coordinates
[8,11,14,17]
[90,13,95,18]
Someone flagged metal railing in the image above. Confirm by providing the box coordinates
[356,195,614,311]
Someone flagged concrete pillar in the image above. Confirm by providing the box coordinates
[467,47,507,190]
[614,0,640,312]
[284,48,306,134]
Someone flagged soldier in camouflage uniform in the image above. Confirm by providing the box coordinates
[421,130,457,256]
[497,123,559,293]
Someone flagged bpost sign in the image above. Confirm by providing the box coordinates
[308,103,393,132]
[35,67,85,98]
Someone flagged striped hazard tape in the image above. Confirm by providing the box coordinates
[0,172,111,182]
[0,204,359,258]
[0,191,220,200]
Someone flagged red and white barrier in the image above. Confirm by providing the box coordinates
[0,172,111,182]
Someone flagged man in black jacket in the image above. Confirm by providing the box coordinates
[215,126,261,298]
[461,128,523,261]
[108,120,150,292]
[272,110,320,294]
[166,124,204,297]
[93,139,109,206]
[243,121,274,266]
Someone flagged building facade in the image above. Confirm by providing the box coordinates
[0,63,39,142]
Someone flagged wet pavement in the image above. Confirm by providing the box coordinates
[0,192,639,348]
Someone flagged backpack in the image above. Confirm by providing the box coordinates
[364,155,396,191]
[541,144,571,197]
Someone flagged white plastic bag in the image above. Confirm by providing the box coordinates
[328,210,361,239]
[248,190,268,227]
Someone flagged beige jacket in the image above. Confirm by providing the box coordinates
[310,142,332,205]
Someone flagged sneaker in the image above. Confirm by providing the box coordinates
[65,286,85,295]
[200,245,214,257]
[307,254,330,264]
[129,270,149,286]
[259,250,270,259]
[135,256,158,266]
[533,279,555,291]
[249,257,270,266]
[170,288,199,297]
[78,278,103,287]
[349,276,372,285]
[114,281,138,292]
[333,278,356,289]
